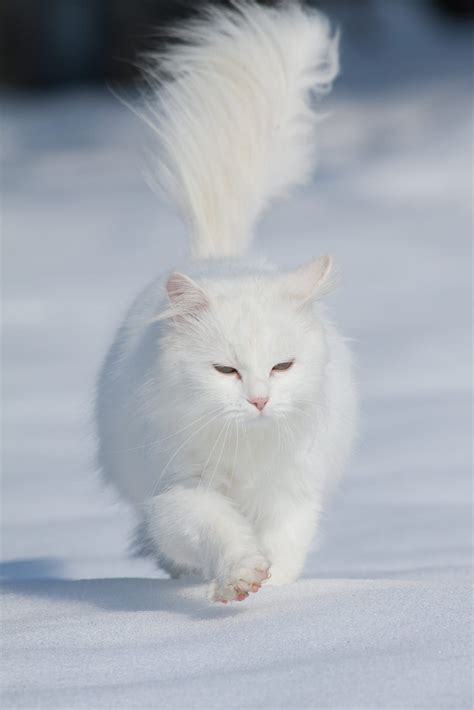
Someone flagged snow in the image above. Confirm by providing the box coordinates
[1,5,472,708]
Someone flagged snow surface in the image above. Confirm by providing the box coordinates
[1,5,472,708]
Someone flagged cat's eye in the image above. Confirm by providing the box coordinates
[272,361,294,372]
[213,365,238,375]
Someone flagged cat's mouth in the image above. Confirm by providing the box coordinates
[242,409,274,427]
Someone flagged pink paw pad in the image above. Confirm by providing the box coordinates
[211,556,271,603]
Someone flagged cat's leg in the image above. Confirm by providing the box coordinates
[147,486,270,602]
[258,498,318,585]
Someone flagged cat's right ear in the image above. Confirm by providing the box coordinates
[153,272,209,321]
[284,255,336,304]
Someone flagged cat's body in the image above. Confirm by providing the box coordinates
[97,1,357,602]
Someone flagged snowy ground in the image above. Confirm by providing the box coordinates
[1,5,472,709]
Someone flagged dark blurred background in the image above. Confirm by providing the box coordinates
[0,0,472,89]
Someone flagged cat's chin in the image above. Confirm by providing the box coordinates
[242,412,274,428]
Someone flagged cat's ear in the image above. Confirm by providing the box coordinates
[152,272,208,322]
[284,255,335,303]
[166,272,209,316]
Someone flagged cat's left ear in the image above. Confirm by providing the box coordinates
[166,272,209,317]
[152,272,209,322]
[283,255,335,303]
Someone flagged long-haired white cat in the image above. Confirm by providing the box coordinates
[97,1,357,603]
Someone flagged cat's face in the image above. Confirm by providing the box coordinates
[162,257,333,426]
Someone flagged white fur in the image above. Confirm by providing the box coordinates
[97,1,357,602]
[141,0,338,257]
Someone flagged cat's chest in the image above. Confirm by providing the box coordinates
[222,438,311,508]
[185,421,314,502]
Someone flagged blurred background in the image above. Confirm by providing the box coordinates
[1,2,472,705]
[0,0,473,87]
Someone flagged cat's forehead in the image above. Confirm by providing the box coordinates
[206,275,285,306]
[209,278,294,321]
[203,279,303,358]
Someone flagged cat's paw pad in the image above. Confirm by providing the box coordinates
[211,556,271,603]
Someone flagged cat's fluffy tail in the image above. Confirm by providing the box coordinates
[144,1,338,258]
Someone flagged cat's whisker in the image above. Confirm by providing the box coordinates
[160,406,224,443]
[271,417,279,464]
[206,418,232,493]
[150,410,224,497]
[242,419,254,461]
[281,415,296,451]
[228,419,240,493]
[103,407,225,455]
[197,417,230,490]
[290,399,355,427]
[291,405,317,423]
[277,416,283,458]
[275,415,289,451]
[291,406,318,446]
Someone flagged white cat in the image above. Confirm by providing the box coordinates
[96,1,357,603]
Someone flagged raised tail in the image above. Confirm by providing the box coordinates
[143,1,338,258]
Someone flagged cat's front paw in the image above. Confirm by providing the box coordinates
[211,555,271,603]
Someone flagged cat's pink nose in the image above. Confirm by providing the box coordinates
[248,396,269,412]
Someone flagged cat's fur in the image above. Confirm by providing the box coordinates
[96,1,357,603]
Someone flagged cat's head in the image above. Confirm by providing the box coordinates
[158,256,335,428]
